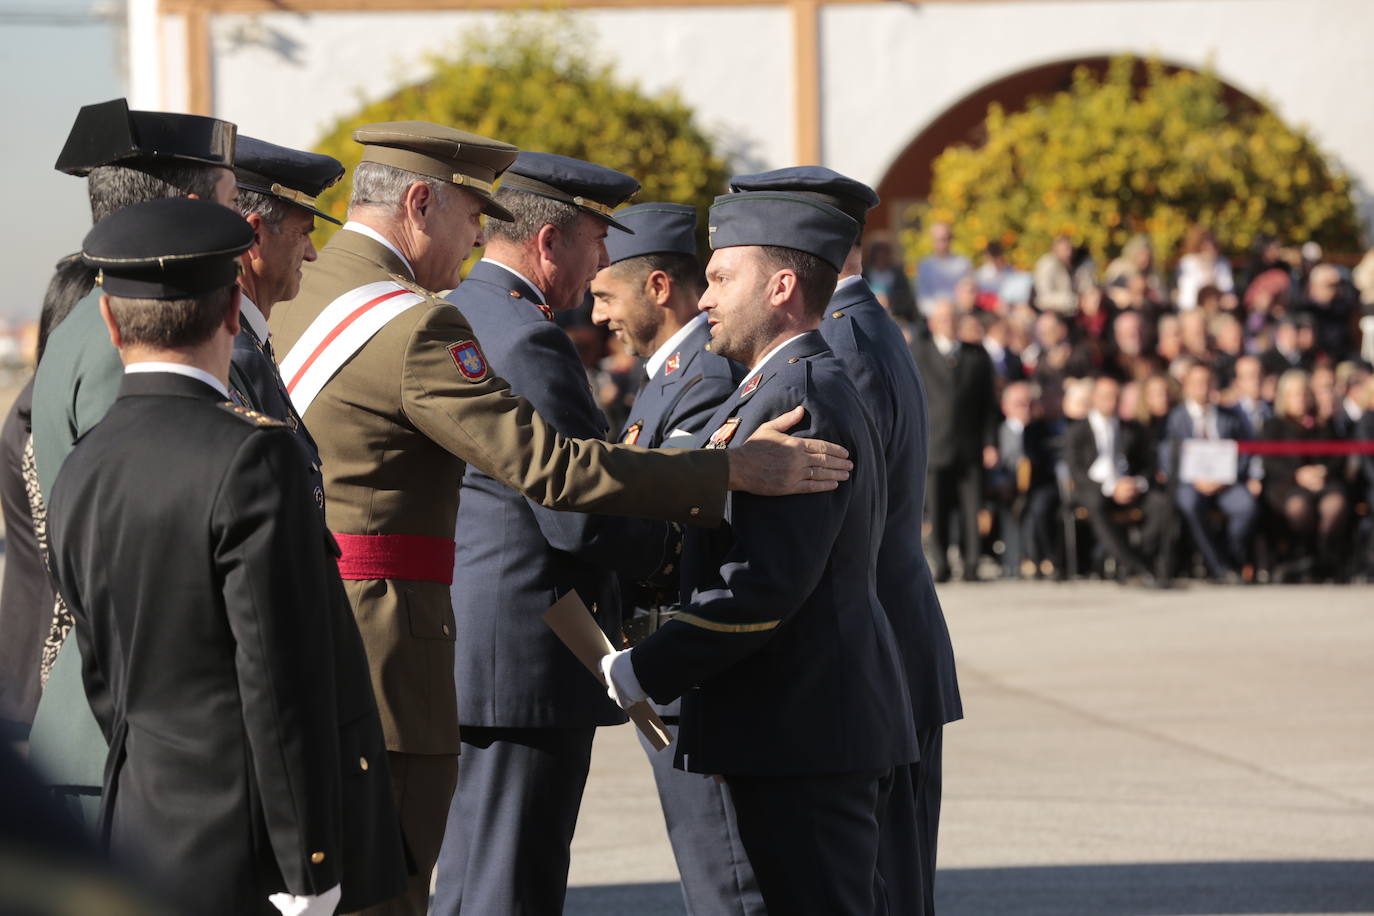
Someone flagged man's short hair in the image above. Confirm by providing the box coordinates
[613,251,704,298]
[758,245,838,317]
[349,160,451,214]
[106,285,235,350]
[237,188,296,228]
[485,186,581,245]
[86,162,228,223]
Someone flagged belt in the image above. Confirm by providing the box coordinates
[334,533,456,585]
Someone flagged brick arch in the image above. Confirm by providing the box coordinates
[870,56,1265,233]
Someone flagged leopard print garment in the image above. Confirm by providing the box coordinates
[23,433,72,685]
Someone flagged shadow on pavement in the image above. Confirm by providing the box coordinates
[936,860,1374,915]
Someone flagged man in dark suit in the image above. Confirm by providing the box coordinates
[1064,375,1171,581]
[228,136,341,508]
[730,165,962,916]
[1161,361,1261,580]
[602,189,917,915]
[590,203,761,916]
[435,154,681,916]
[46,198,405,916]
[992,380,1060,578]
[912,298,1000,580]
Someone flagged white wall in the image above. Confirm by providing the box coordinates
[206,7,793,173]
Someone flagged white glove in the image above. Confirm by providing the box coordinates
[600,649,647,710]
[269,884,342,916]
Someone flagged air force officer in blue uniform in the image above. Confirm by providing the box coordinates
[730,168,964,915]
[590,203,761,916]
[602,190,918,915]
[434,154,679,916]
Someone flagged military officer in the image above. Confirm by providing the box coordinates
[27,98,239,826]
[590,202,762,916]
[267,122,852,916]
[46,197,406,916]
[435,154,685,916]
[602,190,918,914]
[230,135,344,507]
[731,167,964,915]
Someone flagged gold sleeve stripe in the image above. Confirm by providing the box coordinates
[672,612,780,634]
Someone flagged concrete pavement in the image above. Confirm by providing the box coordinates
[565,582,1374,915]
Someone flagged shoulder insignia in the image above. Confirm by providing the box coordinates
[218,401,286,427]
[705,416,742,449]
[831,310,845,319]
[621,420,643,445]
[447,339,489,381]
[740,375,762,399]
[665,352,681,375]
[388,272,438,300]
[537,303,553,321]
[509,288,522,298]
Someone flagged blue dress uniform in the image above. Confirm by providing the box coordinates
[732,167,964,916]
[603,203,760,916]
[433,156,678,916]
[619,192,918,915]
[46,199,405,915]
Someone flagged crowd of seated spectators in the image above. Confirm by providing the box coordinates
[891,221,1374,585]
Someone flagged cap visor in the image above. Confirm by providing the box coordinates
[600,213,635,234]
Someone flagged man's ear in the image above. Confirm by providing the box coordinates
[645,269,673,307]
[224,285,243,337]
[767,269,797,309]
[535,223,561,268]
[242,212,266,262]
[98,294,122,349]
[401,181,433,230]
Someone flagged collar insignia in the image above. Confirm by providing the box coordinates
[537,303,553,321]
[665,352,681,375]
[741,375,761,398]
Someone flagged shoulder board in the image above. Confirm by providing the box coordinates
[218,401,286,428]
[388,273,443,302]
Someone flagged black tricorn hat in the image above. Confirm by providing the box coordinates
[55,98,236,177]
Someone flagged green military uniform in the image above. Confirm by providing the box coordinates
[268,123,727,916]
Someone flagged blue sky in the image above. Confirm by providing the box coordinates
[0,4,122,322]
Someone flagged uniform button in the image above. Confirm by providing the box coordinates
[359,756,369,772]
[832,311,844,318]
[311,852,326,864]
[787,357,800,364]
[663,564,674,574]
[442,623,451,636]
[689,507,700,517]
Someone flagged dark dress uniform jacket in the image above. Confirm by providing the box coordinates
[229,305,324,507]
[634,331,918,775]
[448,261,673,728]
[821,278,962,730]
[620,315,744,449]
[46,372,405,915]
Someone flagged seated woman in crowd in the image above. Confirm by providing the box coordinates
[1261,369,1351,579]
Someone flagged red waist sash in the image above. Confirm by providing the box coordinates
[334,533,456,585]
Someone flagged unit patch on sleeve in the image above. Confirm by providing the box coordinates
[447,339,489,381]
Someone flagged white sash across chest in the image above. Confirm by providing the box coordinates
[279,280,427,415]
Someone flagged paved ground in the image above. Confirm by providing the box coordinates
[563,581,1374,915]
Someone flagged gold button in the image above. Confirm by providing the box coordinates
[788,357,800,364]
[689,507,700,517]
[832,311,843,318]
[360,756,369,771]
[311,852,325,864]
[442,624,451,636]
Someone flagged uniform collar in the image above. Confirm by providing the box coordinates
[341,220,414,279]
[238,293,269,344]
[124,362,229,399]
[645,312,708,380]
[735,330,815,395]
[477,258,547,305]
[827,275,873,314]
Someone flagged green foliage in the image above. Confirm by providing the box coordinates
[311,13,730,253]
[903,57,1362,270]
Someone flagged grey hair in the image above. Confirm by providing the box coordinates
[237,188,296,227]
[484,186,580,244]
[349,161,451,214]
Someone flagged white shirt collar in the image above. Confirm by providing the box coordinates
[933,334,955,356]
[343,221,414,278]
[835,274,863,291]
[478,258,547,305]
[1185,400,1210,420]
[1005,416,1025,435]
[736,332,810,394]
[1344,397,1363,421]
[238,293,270,343]
[645,313,708,380]
[124,362,229,399]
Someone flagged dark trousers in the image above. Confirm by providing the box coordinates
[1175,483,1257,577]
[1000,487,1058,574]
[638,726,765,916]
[727,768,893,915]
[929,463,983,578]
[1074,488,1170,578]
[345,752,458,916]
[878,728,943,916]
[431,726,595,916]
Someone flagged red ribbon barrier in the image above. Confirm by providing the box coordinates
[1234,440,1374,456]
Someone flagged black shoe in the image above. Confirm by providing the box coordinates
[934,565,952,584]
